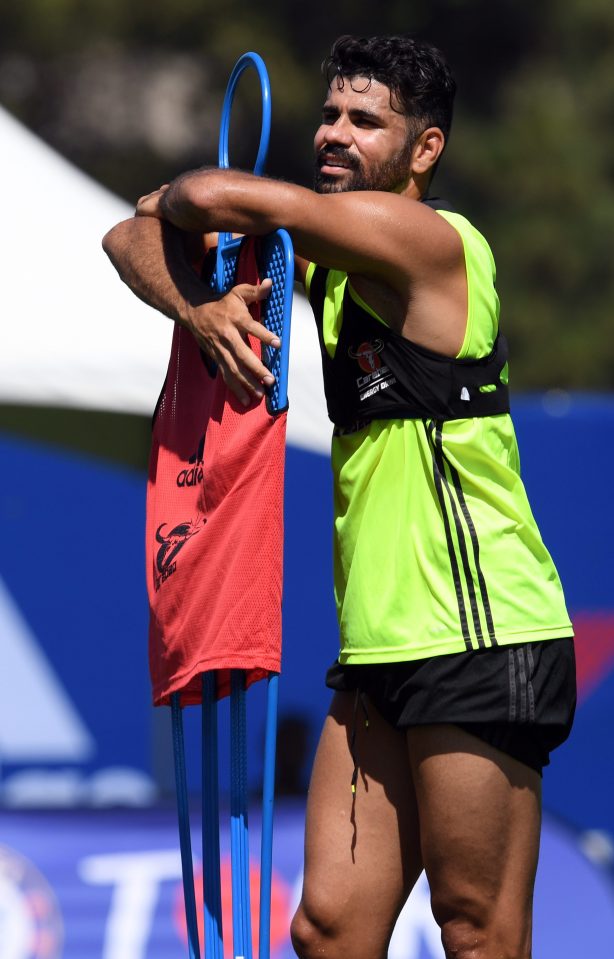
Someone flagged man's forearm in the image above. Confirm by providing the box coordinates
[158,168,300,237]
[102,214,215,324]
[149,166,461,288]
[103,208,280,405]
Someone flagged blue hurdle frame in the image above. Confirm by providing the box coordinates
[171,51,292,959]
[171,670,281,959]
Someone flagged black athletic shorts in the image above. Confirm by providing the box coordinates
[325,638,576,775]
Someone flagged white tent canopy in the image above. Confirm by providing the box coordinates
[0,106,330,455]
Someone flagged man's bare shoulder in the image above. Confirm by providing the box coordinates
[289,189,463,286]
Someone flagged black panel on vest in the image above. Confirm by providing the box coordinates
[421,195,457,213]
[308,265,510,430]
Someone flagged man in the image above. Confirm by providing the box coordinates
[104,35,575,959]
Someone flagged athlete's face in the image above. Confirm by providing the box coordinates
[314,76,415,194]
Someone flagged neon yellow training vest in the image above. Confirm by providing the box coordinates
[305,209,573,663]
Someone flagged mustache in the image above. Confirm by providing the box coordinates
[316,145,360,171]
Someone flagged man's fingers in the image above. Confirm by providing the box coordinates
[254,278,273,299]
[189,292,277,404]
[216,348,269,407]
[232,279,272,303]
[242,318,281,350]
[135,185,170,217]
[227,335,275,388]
[218,366,252,408]
[230,280,281,348]
[207,333,276,405]
[136,184,170,206]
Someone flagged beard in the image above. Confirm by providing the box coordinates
[314,142,414,194]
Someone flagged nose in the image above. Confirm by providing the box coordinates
[320,115,353,149]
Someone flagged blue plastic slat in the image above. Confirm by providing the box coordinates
[218,52,271,175]
[260,229,294,413]
[202,673,223,959]
[230,670,253,959]
[171,694,201,959]
[172,50,286,959]
[259,673,279,959]
[216,53,271,294]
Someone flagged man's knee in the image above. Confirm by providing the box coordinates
[433,897,532,959]
[290,901,337,959]
[291,894,372,959]
[439,915,486,958]
[289,905,314,959]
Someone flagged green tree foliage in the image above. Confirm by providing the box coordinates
[448,0,614,387]
[1,0,612,387]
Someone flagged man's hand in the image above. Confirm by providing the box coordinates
[135,185,169,219]
[103,215,280,406]
[187,278,279,407]
[137,177,210,232]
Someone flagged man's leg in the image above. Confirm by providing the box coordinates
[408,724,541,959]
[291,692,423,959]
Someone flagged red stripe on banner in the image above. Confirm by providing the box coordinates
[572,612,614,703]
[146,237,287,705]
[173,859,291,957]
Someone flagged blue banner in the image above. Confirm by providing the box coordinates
[0,806,613,959]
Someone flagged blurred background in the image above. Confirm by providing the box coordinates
[1,1,613,957]
[3,0,614,384]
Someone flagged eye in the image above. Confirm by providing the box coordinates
[350,112,381,129]
[321,109,338,125]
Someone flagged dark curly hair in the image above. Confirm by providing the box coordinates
[323,35,457,145]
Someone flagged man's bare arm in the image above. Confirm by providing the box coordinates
[102,213,201,321]
[102,215,280,405]
[141,168,463,294]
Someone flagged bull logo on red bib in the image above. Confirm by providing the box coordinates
[153,516,206,591]
[349,340,384,374]
[155,517,204,573]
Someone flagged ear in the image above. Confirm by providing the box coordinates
[411,127,446,176]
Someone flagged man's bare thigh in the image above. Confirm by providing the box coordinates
[408,723,541,957]
[294,692,422,956]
